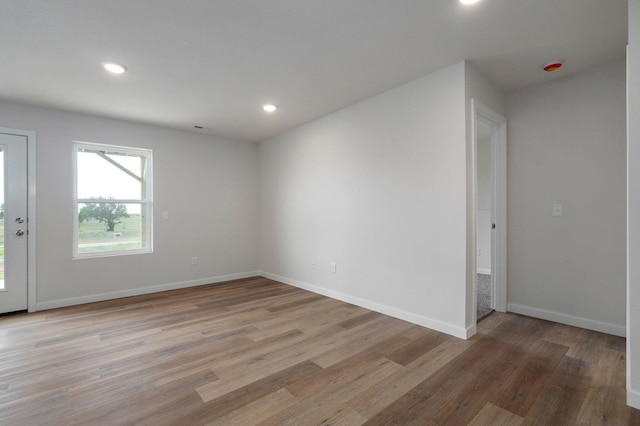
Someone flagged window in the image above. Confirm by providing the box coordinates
[73,142,152,258]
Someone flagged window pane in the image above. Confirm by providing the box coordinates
[77,202,146,254]
[77,149,145,200]
[74,143,152,258]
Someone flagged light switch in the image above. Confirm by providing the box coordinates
[552,204,563,217]
[162,211,169,220]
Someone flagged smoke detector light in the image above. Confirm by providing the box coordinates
[263,104,277,112]
[543,61,564,73]
[104,63,127,74]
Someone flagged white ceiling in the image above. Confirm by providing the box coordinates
[0,0,627,142]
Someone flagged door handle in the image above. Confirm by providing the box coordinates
[15,217,25,224]
[16,229,25,236]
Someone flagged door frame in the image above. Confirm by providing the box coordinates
[471,100,507,317]
[0,127,36,312]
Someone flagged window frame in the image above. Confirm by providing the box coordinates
[72,141,153,259]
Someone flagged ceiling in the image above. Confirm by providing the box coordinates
[0,0,627,142]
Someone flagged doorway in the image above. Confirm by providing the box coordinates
[472,100,507,322]
[0,128,35,314]
[476,119,493,319]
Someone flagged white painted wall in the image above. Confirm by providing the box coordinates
[627,0,640,409]
[259,62,504,338]
[0,100,259,309]
[465,64,507,119]
[259,62,470,337]
[507,61,627,336]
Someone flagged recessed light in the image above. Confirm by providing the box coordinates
[459,0,481,4]
[104,63,127,74]
[263,104,277,112]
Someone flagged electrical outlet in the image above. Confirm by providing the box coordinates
[191,256,197,265]
[331,262,337,273]
[312,259,316,268]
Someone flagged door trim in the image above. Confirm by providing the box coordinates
[0,127,36,312]
[471,100,507,318]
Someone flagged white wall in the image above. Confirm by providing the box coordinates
[259,61,503,338]
[0,100,259,308]
[507,60,627,336]
[259,62,469,337]
[627,0,640,409]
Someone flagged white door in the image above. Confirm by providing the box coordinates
[0,132,28,313]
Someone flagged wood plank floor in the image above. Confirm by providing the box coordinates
[1,276,638,425]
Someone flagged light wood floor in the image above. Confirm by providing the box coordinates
[1,276,638,425]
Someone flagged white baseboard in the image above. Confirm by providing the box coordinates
[476,268,491,275]
[507,303,626,337]
[259,271,469,339]
[35,271,260,311]
[628,388,640,410]
[465,323,477,338]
